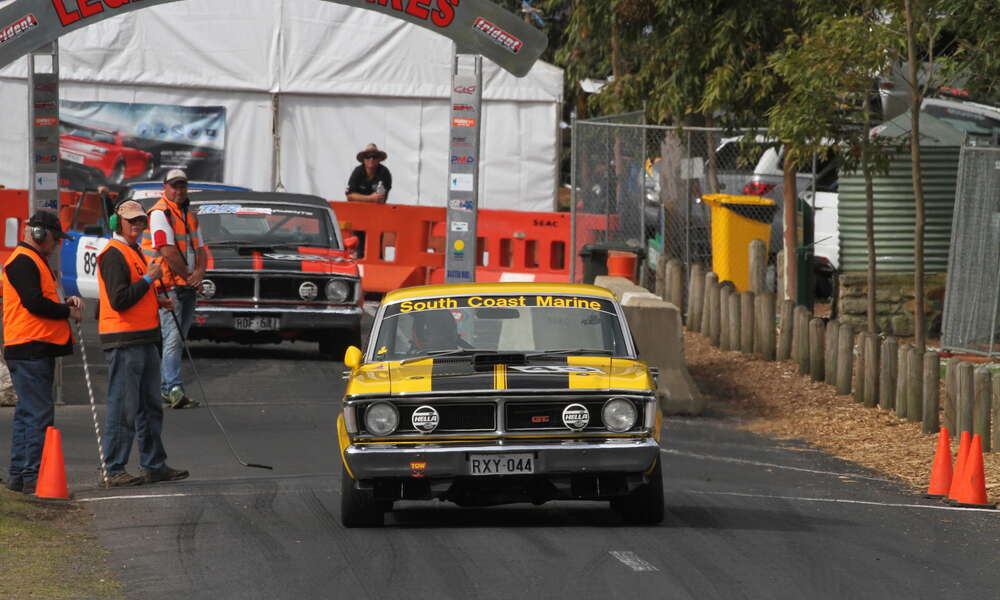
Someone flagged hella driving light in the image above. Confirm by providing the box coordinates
[200,279,216,299]
[364,402,398,436]
[603,398,637,433]
[299,281,318,301]
[326,279,350,302]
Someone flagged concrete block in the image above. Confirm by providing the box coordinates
[622,298,704,415]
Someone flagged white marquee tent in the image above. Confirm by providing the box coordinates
[0,0,564,212]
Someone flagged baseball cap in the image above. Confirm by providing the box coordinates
[164,169,189,185]
[116,200,147,221]
[27,210,68,240]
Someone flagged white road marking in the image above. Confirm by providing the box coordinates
[660,447,890,482]
[609,551,659,572]
[691,490,999,514]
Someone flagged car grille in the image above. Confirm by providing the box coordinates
[211,275,254,299]
[259,276,305,301]
[362,403,496,434]
[506,400,617,431]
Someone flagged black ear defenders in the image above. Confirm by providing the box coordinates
[30,224,48,243]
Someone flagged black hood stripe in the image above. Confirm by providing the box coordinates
[427,357,572,391]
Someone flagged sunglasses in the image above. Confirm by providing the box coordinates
[167,181,188,187]
[363,154,379,160]
[125,216,148,225]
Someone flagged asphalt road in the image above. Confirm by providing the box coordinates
[2,314,999,599]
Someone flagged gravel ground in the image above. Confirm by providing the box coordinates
[684,330,1000,505]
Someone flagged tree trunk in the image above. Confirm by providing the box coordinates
[863,99,877,334]
[782,151,798,302]
[904,0,926,351]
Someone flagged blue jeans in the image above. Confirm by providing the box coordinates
[103,344,167,475]
[159,286,196,395]
[7,357,55,482]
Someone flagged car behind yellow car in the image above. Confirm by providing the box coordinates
[337,282,663,526]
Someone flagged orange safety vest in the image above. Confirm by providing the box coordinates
[140,194,201,288]
[98,239,160,345]
[2,245,72,349]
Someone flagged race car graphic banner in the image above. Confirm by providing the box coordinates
[0,0,545,76]
[58,99,225,190]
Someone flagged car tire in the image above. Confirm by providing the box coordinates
[611,459,664,525]
[340,463,384,527]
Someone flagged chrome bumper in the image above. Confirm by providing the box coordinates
[343,438,661,479]
[192,305,362,330]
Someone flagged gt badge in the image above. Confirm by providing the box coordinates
[412,405,440,433]
[562,403,590,431]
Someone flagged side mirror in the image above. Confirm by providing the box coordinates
[344,345,362,369]
[343,235,359,251]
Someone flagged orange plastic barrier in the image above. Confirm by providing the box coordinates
[330,201,618,294]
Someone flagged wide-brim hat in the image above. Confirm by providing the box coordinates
[356,143,387,162]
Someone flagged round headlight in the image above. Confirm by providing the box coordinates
[364,402,398,436]
[326,279,350,302]
[299,281,318,301]
[200,279,216,299]
[603,398,637,433]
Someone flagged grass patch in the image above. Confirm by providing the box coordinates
[0,488,122,599]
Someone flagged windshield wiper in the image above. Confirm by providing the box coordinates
[400,348,495,364]
[525,348,614,358]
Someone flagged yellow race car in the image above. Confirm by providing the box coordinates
[337,282,663,526]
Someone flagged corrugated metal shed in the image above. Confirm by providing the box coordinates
[838,111,960,272]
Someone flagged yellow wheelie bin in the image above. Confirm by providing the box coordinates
[701,194,777,292]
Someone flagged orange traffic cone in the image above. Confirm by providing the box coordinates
[925,427,953,498]
[946,430,971,503]
[948,435,995,509]
[35,426,70,501]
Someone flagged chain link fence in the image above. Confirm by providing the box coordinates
[941,143,1000,357]
[570,117,784,304]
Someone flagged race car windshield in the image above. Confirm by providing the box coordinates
[196,203,337,249]
[372,295,628,361]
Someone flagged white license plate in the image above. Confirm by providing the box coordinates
[469,453,534,475]
[234,316,279,331]
[60,151,85,164]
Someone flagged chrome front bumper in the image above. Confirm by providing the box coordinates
[343,437,661,479]
[193,305,362,330]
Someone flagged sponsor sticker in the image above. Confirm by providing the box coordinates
[452,117,477,128]
[0,13,39,46]
[197,204,242,215]
[34,117,58,127]
[450,221,469,232]
[451,155,475,164]
[34,154,58,163]
[472,17,524,54]
[394,295,610,313]
[453,85,477,95]
[452,104,475,112]
[33,102,56,110]
[448,198,474,211]
[446,269,473,280]
[510,365,603,374]
[262,253,338,263]
[450,173,473,191]
[35,173,58,190]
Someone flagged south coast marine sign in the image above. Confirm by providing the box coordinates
[0,0,545,76]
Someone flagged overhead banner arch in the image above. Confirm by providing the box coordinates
[0,0,546,76]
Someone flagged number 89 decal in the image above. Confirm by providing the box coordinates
[82,251,98,275]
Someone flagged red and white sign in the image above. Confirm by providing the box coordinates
[452,117,477,128]
[0,14,39,45]
[472,16,523,54]
[34,117,58,127]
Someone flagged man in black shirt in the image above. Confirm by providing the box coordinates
[346,143,392,203]
[3,211,83,494]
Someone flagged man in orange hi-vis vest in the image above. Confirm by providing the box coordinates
[99,200,189,487]
[3,211,83,495]
[140,169,206,410]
